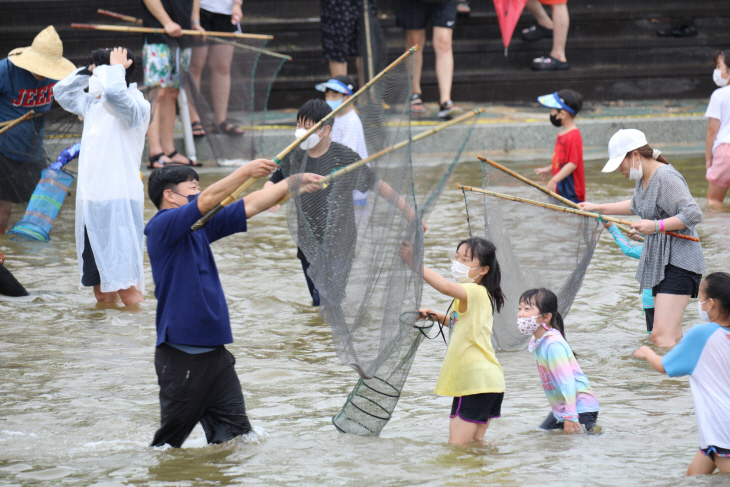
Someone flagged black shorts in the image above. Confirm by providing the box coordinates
[199,9,238,33]
[151,344,252,448]
[81,228,101,287]
[396,0,457,30]
[644,307,655,333]
[539,411,598,432]
[450,392,503,424]
[652,264,702,299]
[0,152,44,203]
[701,445,730,459]
[320,0,377,63]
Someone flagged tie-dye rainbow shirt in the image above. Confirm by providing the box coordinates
[528,329,599,422]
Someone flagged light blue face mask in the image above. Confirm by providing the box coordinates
[326,99,343,111]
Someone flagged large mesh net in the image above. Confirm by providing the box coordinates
[164,34,286,165]
[460,159,603,351]
[278,54,480,435]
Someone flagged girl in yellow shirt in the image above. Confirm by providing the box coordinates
[399,237,505,445]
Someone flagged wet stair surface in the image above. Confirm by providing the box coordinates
[0,0,726,110]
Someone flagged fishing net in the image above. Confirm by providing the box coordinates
[461,160,603,351]
[164,33,287,165]
[280,54,481,435]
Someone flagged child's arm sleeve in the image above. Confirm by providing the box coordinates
[546,343,579,422]
[607,224,642,260]
[94,64,150,129]
[662,324,716,377]
[52,67,93,118]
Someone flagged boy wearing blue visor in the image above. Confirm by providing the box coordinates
[315,76,369,213]
[534,89,585,203]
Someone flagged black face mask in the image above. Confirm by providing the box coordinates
[549,113,563,127]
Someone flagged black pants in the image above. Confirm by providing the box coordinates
[151,344,251,448]
[539,411,598,432]
[297,247,320,307]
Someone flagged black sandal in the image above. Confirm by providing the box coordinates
[522,24,553,42]
[218,120,244,137]
[148,153,173,169]
[191,121,206,138]
[165,150,203,167]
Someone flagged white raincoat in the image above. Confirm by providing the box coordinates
[54,64,150,293]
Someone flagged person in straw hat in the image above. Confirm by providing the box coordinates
[579,129,706,348]
[0,26,75,234]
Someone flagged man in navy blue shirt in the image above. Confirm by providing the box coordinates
[145,160,320,447]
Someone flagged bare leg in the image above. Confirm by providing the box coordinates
[550,4,569,62]
[329,60,348,77]
[157,88,189,164]
[187,45,209,126]
[449,415,488,445]
[406,29,426,96]
[93,285,119,304]
[207,43,235,125]
[651,293,689,348]
[118,286,144,306]
[686,450,717,476]
[432,27,454,104]
[147,89,173,165]
[707,182,729,206]
[525,0,553,29]
[0,200,12,234]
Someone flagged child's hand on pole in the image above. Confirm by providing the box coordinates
[109,47,133,69]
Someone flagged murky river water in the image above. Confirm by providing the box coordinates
[1,156,729,486]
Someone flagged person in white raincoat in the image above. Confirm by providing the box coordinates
[53,47,150,305]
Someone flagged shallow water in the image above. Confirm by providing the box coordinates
[1,156,729,486]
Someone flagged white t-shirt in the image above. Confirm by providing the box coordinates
[332,109,369,202]
[201,0,234,16]
[662,323,730,450]
[704,86,730,155]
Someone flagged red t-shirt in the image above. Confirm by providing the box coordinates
[551,128,585,203]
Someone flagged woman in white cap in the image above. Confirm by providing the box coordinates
[580,129,705,348]
[0,25,75,234]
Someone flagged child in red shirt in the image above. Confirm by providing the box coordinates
[534,89,585,203]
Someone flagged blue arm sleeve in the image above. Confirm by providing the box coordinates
[204,199,248,243]
[662,323,720,377]
[608,224,642,260]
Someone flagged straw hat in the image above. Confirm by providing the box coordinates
[7,26,75,81]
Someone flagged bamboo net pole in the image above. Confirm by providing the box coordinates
[96,10,291,60]
[458,185,700,242]
[71,23,273,40]
[191,45,421,230]
[477,156,644,242]
[0,110,34,136]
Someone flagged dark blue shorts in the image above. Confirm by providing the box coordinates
[653,264,702,299]
[450,392,503,424]
[396,0,457,30]
[701,446,730,459]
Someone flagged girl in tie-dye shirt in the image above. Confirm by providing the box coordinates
[517,288,599,433]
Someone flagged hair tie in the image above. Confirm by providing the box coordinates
[652,149,661,160]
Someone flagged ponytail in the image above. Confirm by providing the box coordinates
[519,288,575,356]
[628,144,669,165]
[457,237,505,312]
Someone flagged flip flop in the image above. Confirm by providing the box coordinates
[522,24,553,42]
[165,151,203,167]
[191,121,206,138]
[531,55,570,71]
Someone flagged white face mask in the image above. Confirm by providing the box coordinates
[628,153,643,181]
[295,127,322,150]
[88,75,104,98]
[698,300,711,323]
[713,69,729,87]
[517,315,542,335]
[451,260,483,284]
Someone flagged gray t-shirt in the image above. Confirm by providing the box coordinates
[630,164,706,290]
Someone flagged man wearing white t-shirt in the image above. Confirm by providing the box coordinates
[704,81,730,206]
[315,76,370,215]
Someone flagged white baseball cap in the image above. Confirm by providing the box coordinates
[602,129,648,172]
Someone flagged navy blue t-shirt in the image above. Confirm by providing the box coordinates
[144,195,247,347]
[0,59,55,164]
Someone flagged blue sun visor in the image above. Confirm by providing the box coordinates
[537,92,575,114]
